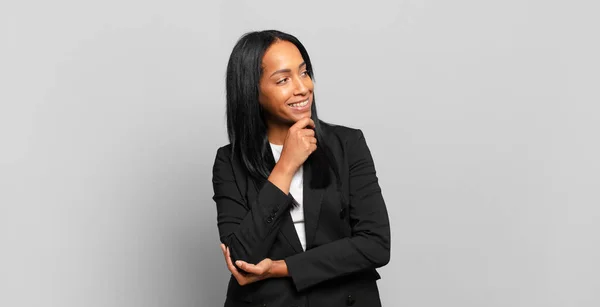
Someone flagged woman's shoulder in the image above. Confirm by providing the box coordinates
[216,143,232,152]
[319,120,365,143]
[214,143,234,163]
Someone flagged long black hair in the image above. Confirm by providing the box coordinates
[225,30,335,188]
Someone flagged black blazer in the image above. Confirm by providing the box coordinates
[212,122,391,307]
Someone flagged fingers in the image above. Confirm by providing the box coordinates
[220,244,229,266]
[292,117,315,130]
[237,259,272,277]
[235,260,247,271]
[223,246,237,273]
[295,125,317,148]
[228,249,252,285]
[301,129,315,137]
[223,247,243,278]
[300,129,316,144]
[221,245,261,286]
[236,261,263,275]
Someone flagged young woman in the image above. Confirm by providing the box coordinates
[212,30,391,307]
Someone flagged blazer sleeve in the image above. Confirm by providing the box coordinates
[284,129,391,292]
[212,146,296,265]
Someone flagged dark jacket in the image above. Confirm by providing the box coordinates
[212,122,391,307]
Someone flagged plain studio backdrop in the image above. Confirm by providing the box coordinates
[1,0,599,306]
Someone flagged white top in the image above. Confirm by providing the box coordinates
[269,143,306,251]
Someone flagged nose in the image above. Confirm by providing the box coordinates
[293,77,309,96]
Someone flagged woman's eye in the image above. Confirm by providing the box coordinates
[301,70,310,77]
[276,77,289,84]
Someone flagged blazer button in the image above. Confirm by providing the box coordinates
[346,294,356,306]
[266,217,273,223]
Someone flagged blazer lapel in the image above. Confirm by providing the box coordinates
[279,211,304,253]
[303,157,325,250]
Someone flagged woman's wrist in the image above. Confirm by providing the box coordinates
[268,163,295,194]
[268,260,289,278]
[274,159,297,177]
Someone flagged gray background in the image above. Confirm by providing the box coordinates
[1,0,599,306]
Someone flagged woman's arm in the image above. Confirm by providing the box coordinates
[213,118,317,268]
[220,244,289,286]
[283,129,391,292]
[212,146,295,266]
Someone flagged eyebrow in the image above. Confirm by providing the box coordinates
[269,62,307,77]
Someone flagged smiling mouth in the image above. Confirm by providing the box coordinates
[288,98,309,108]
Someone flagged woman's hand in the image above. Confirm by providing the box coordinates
[278,117,317,174]
[268,117,316,194]
[220,244,272,286]
[220,244,289,286]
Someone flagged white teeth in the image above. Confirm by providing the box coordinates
[289,99,308,108]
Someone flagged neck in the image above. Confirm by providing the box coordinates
[266,121,291,145]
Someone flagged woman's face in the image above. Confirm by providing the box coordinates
[258,40,314,126]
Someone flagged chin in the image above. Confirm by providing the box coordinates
[291,110,312,121]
